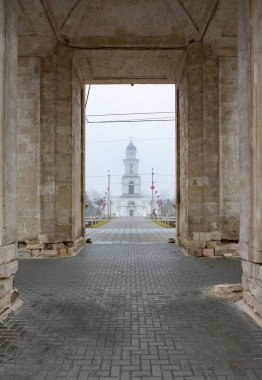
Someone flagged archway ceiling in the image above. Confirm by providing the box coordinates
[18,0,238,84]
[18,0,237,52]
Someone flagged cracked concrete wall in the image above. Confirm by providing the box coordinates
[0,0,18,314]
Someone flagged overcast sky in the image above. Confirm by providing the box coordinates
[85,84,176,200]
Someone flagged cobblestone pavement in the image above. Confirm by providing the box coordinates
[0,243,262,379]
[86,217,176,244]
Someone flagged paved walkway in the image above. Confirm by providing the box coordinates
[86,217,175,244]
[0,221,261,379]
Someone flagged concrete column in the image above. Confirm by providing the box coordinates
[202,54,220,236]
[0,0,18,315]
[17,46,85,257]
[219,58,240,241]
[176,44,240,257]
[17,58,41,242]
[239,0,262,318]
[80,88,86,238]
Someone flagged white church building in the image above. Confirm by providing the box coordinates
[111,141,151,217]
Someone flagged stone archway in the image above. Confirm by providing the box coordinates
[0,0,261,322]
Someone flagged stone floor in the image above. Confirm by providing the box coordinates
[0,218,262,379]
[86,217,176,244]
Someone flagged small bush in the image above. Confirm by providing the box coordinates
[90,220,109,229]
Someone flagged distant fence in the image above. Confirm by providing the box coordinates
[85,216,108,227]
[85,216,176,227]
[152,216,176,227]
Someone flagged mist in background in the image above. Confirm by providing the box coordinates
[85,85,176,200]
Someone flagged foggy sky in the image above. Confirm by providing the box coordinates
[85,85,176,200]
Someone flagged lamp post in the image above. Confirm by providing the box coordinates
[151,168,154,218]
[107,170,111,219]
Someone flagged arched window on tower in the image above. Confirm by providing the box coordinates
[129,181,134,194]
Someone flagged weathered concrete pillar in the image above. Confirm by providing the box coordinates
[219,58,240,241]
[17,46,86,257]
[0,0,18,315]
[176,44,240,257]
[238,0,262,318]
[177,44,219,256]
[17,58,41,242]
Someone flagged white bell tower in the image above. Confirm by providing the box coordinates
[122,140,141,196]
[110,139,152,217]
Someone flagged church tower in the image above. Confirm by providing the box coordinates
[122,140,141,196]
[110,139,151,217]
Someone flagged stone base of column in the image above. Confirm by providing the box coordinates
[0,243,22,322]
[242,260,262,319]
[177,233,240,257]
[18,236,86,258]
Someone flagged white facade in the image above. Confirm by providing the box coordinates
[111,142,151,217]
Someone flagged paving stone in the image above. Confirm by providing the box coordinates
[0,218,261,379]
[86,217,176,244]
